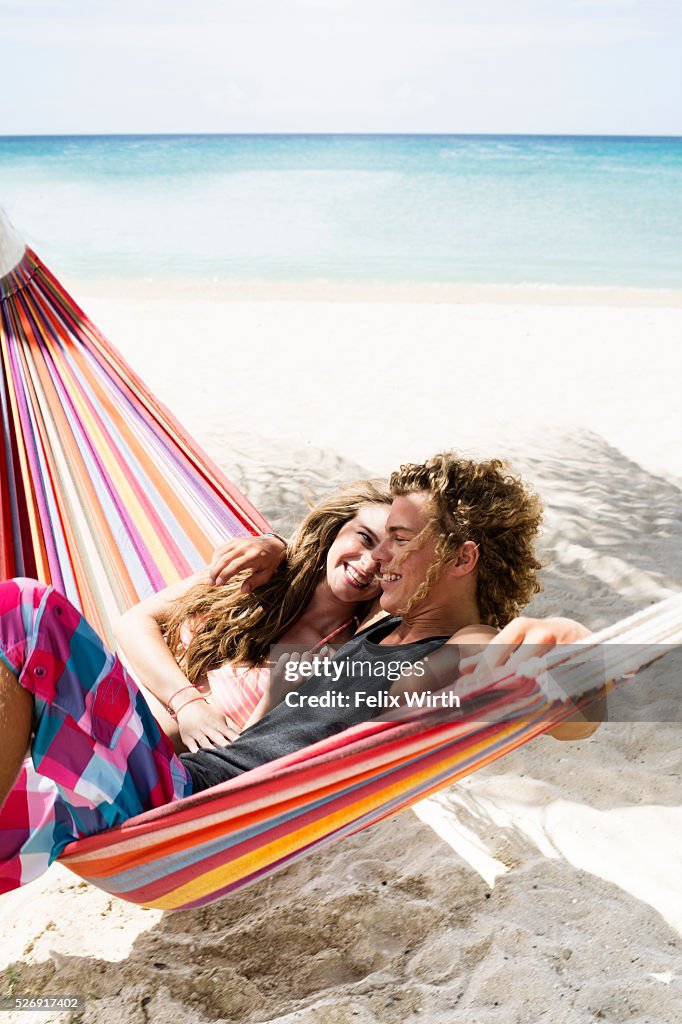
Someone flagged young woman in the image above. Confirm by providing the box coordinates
[115,481,393,752]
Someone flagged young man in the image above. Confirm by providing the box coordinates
[183,452,596,789]
[0,453,591,890]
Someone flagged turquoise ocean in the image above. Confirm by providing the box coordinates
[1,134,681,287]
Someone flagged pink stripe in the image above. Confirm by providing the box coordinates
[29,282,191,588]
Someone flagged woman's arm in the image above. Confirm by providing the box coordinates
[133,533,287,687]
[114,569,208,708]
[115,570,240,751]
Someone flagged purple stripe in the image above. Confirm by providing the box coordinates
[4,307,66,593]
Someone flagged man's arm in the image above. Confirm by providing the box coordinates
[386,625,496,705]
[545,698,605,740]
[387,617,605,741]
[462,616,604,741]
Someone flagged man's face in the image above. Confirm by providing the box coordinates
[372,492,440,615]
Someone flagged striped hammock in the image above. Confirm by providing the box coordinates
[0,243,267,645]
[2,214,681,911]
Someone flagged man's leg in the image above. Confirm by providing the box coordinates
[0,660,32,809]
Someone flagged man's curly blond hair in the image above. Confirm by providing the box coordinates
[389,453,543,628]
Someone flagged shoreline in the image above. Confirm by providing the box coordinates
[64,275,682,307]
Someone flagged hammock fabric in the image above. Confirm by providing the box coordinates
[0,248,268,646]
[2,235,681,911]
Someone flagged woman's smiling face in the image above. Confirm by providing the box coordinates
[325,504,389,603]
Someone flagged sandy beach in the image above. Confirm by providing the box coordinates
[2,282,682,1023]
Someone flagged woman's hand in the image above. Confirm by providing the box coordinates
[175,698,240,753]
[208,535,287,591]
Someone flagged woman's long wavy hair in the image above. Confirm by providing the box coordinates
[161,481,392,682]
[390,453,543,628]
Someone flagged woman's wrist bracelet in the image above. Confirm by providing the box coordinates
[166,684,199,719]
[263,531,288,548]
[168,694,208,719]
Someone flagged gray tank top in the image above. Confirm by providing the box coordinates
[181,615,450,793]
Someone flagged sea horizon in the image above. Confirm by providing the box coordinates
[2,133,681,288]
[2,131,681,138]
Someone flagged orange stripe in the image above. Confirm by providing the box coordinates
[23,287,183,592]
[62,722,495,878]
[147,719,542,908]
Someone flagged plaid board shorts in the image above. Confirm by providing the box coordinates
[0,578,192,893]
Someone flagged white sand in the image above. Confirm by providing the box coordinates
[2,283,682,1023]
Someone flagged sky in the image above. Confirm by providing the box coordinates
[1,0,680,135]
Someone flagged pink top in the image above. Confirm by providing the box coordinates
[200,661,269,730]
[181,616,358,731]
[179,620,266,730]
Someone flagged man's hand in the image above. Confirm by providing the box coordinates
[176,698,240,753]
[459,616,603,742]
[459,615,591,680]
[208,535,287,591]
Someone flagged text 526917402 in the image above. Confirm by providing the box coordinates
[0,996,85,1011]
